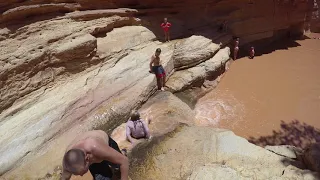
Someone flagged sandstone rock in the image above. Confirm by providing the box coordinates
[0,26,174,178]
[64,8,138,21]
[52,33,97,62]
[0,0,313,178]
[303,143,320,172]
[187,164,247,180]
[173,35,220,70]
[265,145,301,159]
[111,91,194,151]
[167,47,230,92]
[97,26,156,60]
[0,3,80,23]
[129,125,320,180]
[139,91,195,136]
[0,16,140,114]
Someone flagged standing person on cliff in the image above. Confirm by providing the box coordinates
[149,48,166,91]
[60,130,129,180]
[233,38,240,60]
[161,18,172,42]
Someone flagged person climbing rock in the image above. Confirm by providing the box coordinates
[126,110,151,146]
[249,46,255,59]
[149,48,166,91]
[161,17,172,42]
[233,38,240,60]
[60,130,129,180]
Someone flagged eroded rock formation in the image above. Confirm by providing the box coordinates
[130,125,319,180]
[0,0,314,179]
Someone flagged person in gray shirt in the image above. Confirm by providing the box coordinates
[126,110,151,145]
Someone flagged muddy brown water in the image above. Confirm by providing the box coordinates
[195,35,320,148]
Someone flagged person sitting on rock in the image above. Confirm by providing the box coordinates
[249,46,255,59]
[161,17,172,42]
[126,110,151,146]
[61,130,129,180]
[149,48,166,91]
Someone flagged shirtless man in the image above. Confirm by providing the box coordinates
[149,48,166,91]
[61,130,129,180]
[234,38,240,60]
[161,18,172,42]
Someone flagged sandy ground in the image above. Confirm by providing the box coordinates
[196,33,320,148]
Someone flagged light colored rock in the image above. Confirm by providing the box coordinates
[187,164,248,180]
[139,91,195,136]
[129,125,320,180]
[167,47,230,92]
[0,3,80,23]
[166,66,206,92]
[0,16,140,113]
[64,8,138,20]
[173,35,220,70]
[97,26,156,60]
[0,26,174,178]
[265,145,299,159]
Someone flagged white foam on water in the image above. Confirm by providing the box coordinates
[194,92,245,128]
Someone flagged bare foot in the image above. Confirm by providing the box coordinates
[161,87,165,91]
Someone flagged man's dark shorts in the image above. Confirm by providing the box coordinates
[89,136,121,180]
[152,65,166,78]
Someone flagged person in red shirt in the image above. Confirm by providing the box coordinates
[161,18,171,42]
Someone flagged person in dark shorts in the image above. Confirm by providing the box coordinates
[149,48,166,91]
[61,130,129,180]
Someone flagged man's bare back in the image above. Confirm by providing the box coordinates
[62,130,129,180]
[67,130,108,151]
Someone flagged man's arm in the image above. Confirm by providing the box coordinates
[60,169,72,180]
[149,56,154,72]
[92,139,129,180]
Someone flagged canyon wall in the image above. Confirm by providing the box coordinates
[0,0,313,179]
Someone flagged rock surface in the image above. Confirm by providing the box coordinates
[265,145,302,159]
[111,91,195,150]
[129,125,320,180]
[0,0,315,179]
[172,35,220,70]
[0,25,175,178]
[167,47,230,92]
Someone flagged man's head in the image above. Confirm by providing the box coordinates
[63,149,90,176]
[155,48,161,57]
[130,110,140,121]
[164,18,167,23]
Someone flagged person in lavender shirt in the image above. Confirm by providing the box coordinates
[126,110,151,145]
